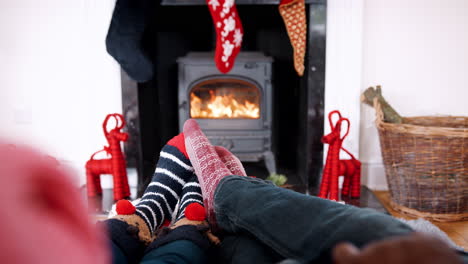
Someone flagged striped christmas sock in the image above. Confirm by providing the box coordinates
[134,133,194,234]
[176,174,203,221]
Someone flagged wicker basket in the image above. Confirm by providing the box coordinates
[374,100,468,222]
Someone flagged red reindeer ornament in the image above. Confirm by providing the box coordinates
[318,111,361,201]
[86,114,130,211]
[339,147,361,198]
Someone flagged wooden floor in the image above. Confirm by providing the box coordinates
[374,191,468,251]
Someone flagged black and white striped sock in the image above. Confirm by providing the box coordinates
[135,133,193,234]
[176,175,204,220]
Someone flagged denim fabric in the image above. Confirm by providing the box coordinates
[140,240,207,264]
[214,175,414,263]
[219,234,283,264]
[104,219,146,264]
[110,240,128,264]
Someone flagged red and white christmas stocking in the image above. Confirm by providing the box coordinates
[206,0,244,74]
[279,0,307,76]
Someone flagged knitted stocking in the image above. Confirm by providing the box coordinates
[183,119,232,226]
[175,145,247,221]
[215,146,247,177]
[176,175,204,221]
[105,0,154,82]
[112,133,195,244]
[134,133,197,234]
[207,0,244,73]
[279,0,307,76]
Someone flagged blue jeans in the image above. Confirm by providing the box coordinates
[111,240,206,264]
[215,176,414,263]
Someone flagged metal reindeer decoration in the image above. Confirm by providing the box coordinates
[318,110,361,201]
[86,113,130,211]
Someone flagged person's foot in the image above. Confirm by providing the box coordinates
[170,203,220,245]
[134,133,196,234]
[112,133,196,243]
[175,174,204,221]
[183,119,232,226]
[175,147,247,221]
[214,146,247,177]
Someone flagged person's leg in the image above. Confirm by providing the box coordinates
[140,240,207,264]
[219,234,283,264]
[175,146,247,221]
[109,240,128,264]
[214,175,414,263]
[104,132,199,263]
[215,146,247,177]
[135,132,195,234]
[103,219,146,264]
[177,142,278,263]
[175,174,204,221]
[183,119,232,227]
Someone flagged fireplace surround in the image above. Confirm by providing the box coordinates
[121,1,327,196]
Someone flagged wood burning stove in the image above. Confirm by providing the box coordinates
[178,52,276,173]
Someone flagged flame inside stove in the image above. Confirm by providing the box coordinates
[190,90,260,119]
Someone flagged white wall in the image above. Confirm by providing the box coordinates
[325,0,363,162]
[324,0,364,189]
[360,0,468,189]
[326,0,468,190]
[0,0,122,185]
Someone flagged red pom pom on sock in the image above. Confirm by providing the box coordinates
[185,203,206,221]
[116,199,136,215]
[162,219,171,227]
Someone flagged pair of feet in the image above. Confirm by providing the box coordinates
[113,119,246,243]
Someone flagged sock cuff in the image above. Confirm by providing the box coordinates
[167,133,188,159]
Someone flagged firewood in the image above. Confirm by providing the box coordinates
[361,85,402,124]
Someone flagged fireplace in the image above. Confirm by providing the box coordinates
[121,2,327,196]
[177,52,276,173]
